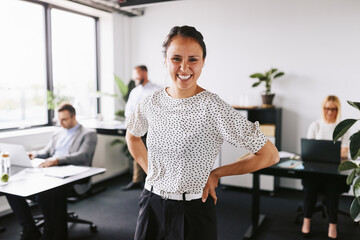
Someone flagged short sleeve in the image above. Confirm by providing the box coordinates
[126,98,148,137]
[124,90,135,118]
[213,97,267,153]
[307,121,318,139]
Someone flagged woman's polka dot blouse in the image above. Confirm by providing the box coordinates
[127,88,267,195]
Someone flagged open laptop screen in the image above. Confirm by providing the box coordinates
[0,143,45,167]
[301,138,341,164]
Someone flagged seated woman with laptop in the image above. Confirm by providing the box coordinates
[301,95,350,240]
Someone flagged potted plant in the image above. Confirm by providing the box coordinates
[250,68,284,108]
[47,90,71,110]
[97,74,135,159]
[113,74,135,119]
[333,100,360,222]
[46,90,72,124]
[97,74,135,120]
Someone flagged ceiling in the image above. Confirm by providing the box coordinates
[68,0,179,16]
[118,0,178,8]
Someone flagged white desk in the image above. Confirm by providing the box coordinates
[0,166,106,197]
[0,166,105,239]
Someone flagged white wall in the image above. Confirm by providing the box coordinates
[113,13,132,115]
[116,0,360,153]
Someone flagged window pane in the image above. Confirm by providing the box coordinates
[0,0,47,129]
[51,9,97,120]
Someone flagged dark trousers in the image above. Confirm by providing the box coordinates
[302,175,348,224]
[5,186,68,240]
[135,189,217,240]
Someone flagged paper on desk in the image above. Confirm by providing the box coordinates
[279,151,296,159]
[43,165,90,178]
[278,160,304,169]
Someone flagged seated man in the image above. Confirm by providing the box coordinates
[5,103,97,240]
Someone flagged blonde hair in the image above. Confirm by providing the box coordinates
[322,95,341,123]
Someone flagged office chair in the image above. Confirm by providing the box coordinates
[32,181,99,233]
[33,144,100,233]
[0,193,5,233]
[34,210,98,233]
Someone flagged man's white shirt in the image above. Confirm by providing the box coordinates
[125,81,160,118]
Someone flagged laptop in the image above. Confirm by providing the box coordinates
[301,138,341,164]
[0,143,45,168]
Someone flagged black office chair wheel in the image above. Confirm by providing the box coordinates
[68,212,78,219]
[90,224,98,233]
[297,205,303,212]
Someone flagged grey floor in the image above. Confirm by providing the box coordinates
[0,173,359,240]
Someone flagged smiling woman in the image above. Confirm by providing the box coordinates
[165,37,205,97]
[125,25,279,240]
[163,26,207,99]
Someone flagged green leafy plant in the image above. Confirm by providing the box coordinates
[111,138,132,159]
[114,74,135,118]
[250,68,284,95]
[47,90,71,110]
[333,100,360,222]
[97,74,135,118]
[96,74,135,157]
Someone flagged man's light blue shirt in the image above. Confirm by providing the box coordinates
[53,124,80,158]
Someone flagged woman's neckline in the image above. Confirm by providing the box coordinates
[164,87,206,100]
[321,119,337,125]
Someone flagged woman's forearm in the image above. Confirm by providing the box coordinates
[202,140,279,203]
[341,147,349,159]
[212,140,279,179]
[126,132,148,174]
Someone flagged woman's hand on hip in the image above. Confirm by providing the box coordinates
[202,171,220,205]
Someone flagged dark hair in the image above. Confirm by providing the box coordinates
[135,65,147,72]
[162,25,207,59]
[58,103,76,117]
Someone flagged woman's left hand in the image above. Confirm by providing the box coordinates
[202,171,220,204]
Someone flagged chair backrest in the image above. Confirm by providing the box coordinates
[72,130,98,195]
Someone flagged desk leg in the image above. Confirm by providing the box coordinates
[243,173,266,239]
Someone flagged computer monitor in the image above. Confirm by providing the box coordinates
[301,138,341,164]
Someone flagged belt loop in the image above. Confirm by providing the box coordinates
[151,186,153,192]
[182,192,186,201]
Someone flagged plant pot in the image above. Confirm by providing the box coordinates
[261,94,275,108]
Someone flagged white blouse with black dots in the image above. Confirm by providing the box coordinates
[127,88,267,195]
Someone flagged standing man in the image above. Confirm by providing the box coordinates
[122,65,160,191]
[5,103,97,240]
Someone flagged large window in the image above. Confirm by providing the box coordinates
[0,0,99,130]
[52,9,98,120]
[0,0,47,129]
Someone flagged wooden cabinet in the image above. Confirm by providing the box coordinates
[220,108,282,190]
[239,107,282,150]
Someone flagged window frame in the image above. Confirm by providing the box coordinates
[0,0,101,132]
